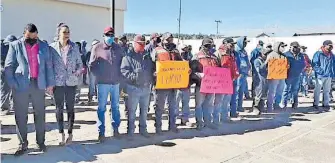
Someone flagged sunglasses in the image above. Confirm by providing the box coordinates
[62,31,70,34]
[105,33,115,37]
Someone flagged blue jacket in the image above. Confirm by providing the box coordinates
[284,51,305,79]
[312,50,335,78]
[4,38,55,91]
[250,47,262,74]
[235,36,250,76]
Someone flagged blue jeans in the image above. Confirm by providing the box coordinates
[300,72,309,96]
[236,75,247,112]
[195,86,214,126]
[267,79,284,111]
[230,80,238,117]
[213,94,224,124]
[244,80,250,98]
[281,77,300,108]
[155,89,178,130]
[88,71,97,98]
[97,84,120,136]
[314,77,332,106]
[275,79,285,107]
[221,94,231,121]
[126,85,151,135]
[176,88,190,121]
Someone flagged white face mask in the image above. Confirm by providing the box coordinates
[279,46,286,53]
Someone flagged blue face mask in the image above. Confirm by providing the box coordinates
[209,48,216,54]
[104,36,114,46]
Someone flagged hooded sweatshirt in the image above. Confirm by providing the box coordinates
[250,47,262,74]
[312,47,335,78]
[217,44,239,80]
[1,35,17,67]
[265,42,289,80]
[235,36,251,76]
[284,51,305,79]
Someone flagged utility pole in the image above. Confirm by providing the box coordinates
[112,0,115,30]
[177,0,182,45]
[214,20,222,38]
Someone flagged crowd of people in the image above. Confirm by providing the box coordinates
[1,23,334,156]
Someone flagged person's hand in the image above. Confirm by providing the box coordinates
[74,70,82,76]
[188,69,192,75]
[46,86,54,95]
[196,72,204,78]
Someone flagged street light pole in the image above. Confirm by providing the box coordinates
[112,0,115,29]
[214,20,222,38]
[177,0,182,45]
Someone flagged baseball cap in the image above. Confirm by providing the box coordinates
[202,38,213,46]
[301,46,307,49]
[266,43,272,48]
[290,41,300,47]
[162,32,173,40]
[280,42,288,47]
[258,40,264,45]
[323,40,333,46]
[120,35,127,40]
[150,33,162,39]
[134,34,145,43]
[103,26,114,34]
[223,37,236,44]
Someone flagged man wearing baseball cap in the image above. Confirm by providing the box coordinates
[119,34,128,55]
[250,40,264,98]
[190,37,220,130]
[121,34,153,139]
[152,32,182,134]
[88,26,123,142]
[279,42,305,110]
[299,46,312,98]
[312,40,334,111]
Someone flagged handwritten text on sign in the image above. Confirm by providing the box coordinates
[156,61,189,89]
[200,67,233,94]
[267,58,288,80]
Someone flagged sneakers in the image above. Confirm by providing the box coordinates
[98,135,107,143]
[140,131,151,138]
[59,133,65,146]
[196,123,203,131]
[206,123,218,130]
[113,129,121,139]
[37,144,47,152]
[0,109,10,116]
[14,145,28,156]
[66,134,73,144]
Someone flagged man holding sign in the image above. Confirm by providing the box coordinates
[152,32,183,134]
[266,42,288,112]
[191,38,221,130]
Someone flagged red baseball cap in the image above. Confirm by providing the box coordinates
[134,34,145,43]
[104,26,114,34]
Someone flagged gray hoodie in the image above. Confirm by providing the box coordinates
[266,42,286,61]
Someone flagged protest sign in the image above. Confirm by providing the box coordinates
[156,61,189,89]
[267,58,288,79]
[200,67,233,94]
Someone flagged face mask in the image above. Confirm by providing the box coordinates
[156,37,161,44]
[134,43,145,53]
[25,38,37,46]
[165,43,176,51]
[209,48,216,54]
[279,46,286,53]
[104,36,114,46]
[292,48,300,54]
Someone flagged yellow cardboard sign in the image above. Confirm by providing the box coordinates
[267,58,288,79]
[156,61,190,89]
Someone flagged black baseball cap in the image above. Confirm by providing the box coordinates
[290,41,300,47]
[259,40,264,45]
[323,40,333,46]
[202,38,213,46]
[301,46,307,49]
[223,37,236,44]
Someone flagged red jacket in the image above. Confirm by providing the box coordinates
[218,45,239,80]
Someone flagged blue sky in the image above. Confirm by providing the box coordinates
[124,0,335,36]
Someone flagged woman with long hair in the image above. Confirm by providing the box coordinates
[49,23,83,145]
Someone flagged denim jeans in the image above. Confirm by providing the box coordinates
[88,71,97,98]
[195,86,214,126]
[281,77,300,108]
[300,72,309,96]
[230,80,238,117]
[213,94,224,124]
[244,80,250,98]
[176,88,190,122]
[267,79,285,111]
[275,79,285,107]
[236,75,247,111]
[253,76,267,112]
[97,84,120,136]
[314,77,332,106]
[126,85,151,135]
[221,94,231,121]
[155,89,178,130]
